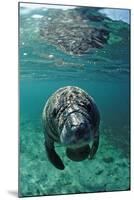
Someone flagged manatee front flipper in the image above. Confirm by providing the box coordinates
[66,145,90,161]
[89,135,99,159]
[45,135,65,170]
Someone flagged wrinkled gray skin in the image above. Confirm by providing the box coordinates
[42,86,100,170]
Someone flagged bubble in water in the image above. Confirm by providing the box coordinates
[23,53,28,56]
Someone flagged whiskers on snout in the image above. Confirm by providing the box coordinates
[60,112,93,148]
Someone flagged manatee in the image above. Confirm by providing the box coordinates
[42,86,100,170]
[40,9,109,55]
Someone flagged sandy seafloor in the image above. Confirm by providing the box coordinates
[19,120,130,196]
[19,3,130,197]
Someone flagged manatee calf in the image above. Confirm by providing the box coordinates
[42,86,100,170]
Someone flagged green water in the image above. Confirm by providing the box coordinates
[19,5,130,197]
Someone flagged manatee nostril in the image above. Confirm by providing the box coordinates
[75,129,83,139]
[79,122,85,129]
[73,123,86,139]
[75,130,84,139]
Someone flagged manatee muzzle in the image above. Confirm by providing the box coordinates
[60,111,93,147]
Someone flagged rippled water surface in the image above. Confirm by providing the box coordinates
[19,4,130,197]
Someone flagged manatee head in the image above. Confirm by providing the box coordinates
[60,111,93,148]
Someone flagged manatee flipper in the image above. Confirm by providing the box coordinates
[45,135,65,170]
[66,145,90,161]
[89,135,99,159]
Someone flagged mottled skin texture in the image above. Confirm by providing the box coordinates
[42,86,100,170]
[40,10,109,55]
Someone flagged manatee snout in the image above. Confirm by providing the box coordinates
[73,123,91,140]
[60,112,92,147]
